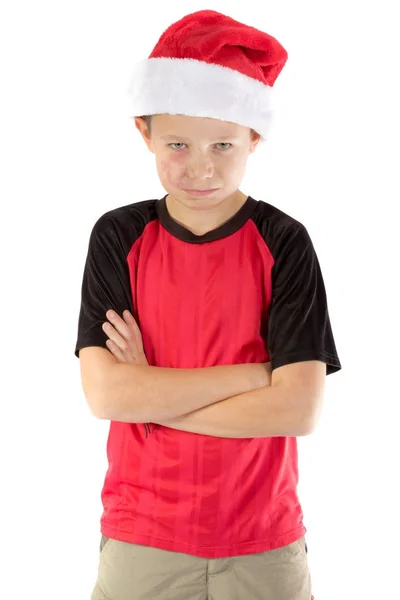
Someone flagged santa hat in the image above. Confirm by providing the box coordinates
[125,10,288,141]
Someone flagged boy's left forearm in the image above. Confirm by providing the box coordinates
[152,383,307,438]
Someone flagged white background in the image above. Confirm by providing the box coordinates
[1,1,399,599]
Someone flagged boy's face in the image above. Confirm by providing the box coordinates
[134,114,260,210]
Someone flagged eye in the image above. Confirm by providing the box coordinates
[168,143,187,150]
[216,143,233,150]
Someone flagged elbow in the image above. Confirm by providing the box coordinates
[93,364,146,423]
[93,384,122,421]
[85,390,112,420]
[85,361,151,423]
[93,404,111,421]
[297,410,319,436]
[300,394,324,436]
[297,419,314,436]
[85,371,118,420]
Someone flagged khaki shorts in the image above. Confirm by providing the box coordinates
[91,534,313,600]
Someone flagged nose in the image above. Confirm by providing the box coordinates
[186,152,214,180]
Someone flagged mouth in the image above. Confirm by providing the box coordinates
[183,188,219,196]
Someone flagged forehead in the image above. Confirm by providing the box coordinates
[153,114,248,140]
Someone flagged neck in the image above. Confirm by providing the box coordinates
[165,191,249,236]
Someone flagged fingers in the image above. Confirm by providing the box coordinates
[105,310,132,340]
[105,338,125,361]
[122,310,144,349]
[102,320,129,352]
[103,309,143,356]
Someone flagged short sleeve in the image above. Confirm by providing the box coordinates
[74,214,135,358]
[267,223,342,375]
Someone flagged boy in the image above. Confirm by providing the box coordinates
[75,9,341,600]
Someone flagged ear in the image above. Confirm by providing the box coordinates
[249,130,261,154]
[134,117,154,153]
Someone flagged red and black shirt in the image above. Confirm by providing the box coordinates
[75,194,341,558]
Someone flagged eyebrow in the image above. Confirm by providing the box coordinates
[160,134,241,141]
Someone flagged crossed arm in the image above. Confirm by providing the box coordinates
[88,310,326,438]
[92,351,325,438]
[152,360,325,438]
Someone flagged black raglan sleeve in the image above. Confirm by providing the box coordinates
[74,213,135,358]
[267,222,342,375]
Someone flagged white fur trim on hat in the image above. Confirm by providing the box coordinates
[126,57,274,141]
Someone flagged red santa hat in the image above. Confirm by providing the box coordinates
[125,10,288,141]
